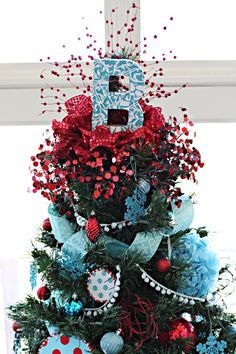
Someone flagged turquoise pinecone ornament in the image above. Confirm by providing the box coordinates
[100,330,124,354]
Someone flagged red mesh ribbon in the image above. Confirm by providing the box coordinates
[119,292,158,350]
[85,126,159,152]
[52,95,162,161]
[65,95,92,117]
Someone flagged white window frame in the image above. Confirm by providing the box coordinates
[0,0,236,125]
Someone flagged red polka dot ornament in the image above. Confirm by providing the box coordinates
[38,334,93,353]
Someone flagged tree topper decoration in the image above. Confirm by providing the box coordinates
[92,59,144,131]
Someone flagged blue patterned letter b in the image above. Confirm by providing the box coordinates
[92,59,144,131]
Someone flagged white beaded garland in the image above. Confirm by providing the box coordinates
[137,264,206,305]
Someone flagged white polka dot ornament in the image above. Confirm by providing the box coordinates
[86,268,117,303]
[38,334,93,353]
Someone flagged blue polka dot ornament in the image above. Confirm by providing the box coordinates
[100,330,124,354]
[64,293,84,317]
[87,268,117,303]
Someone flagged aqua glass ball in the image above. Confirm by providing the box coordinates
[100,331,124,354]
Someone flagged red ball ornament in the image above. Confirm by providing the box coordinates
[156,258,171,273]
[37,286,51,301]
[12,321,22,332]
[159,318,196,352]
[85,211,100,243]
[42,218,52,232]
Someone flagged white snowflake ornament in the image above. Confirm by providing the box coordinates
[196,333,227,354]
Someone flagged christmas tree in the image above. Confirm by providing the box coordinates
[8,3,236,354]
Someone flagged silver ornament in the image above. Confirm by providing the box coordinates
[100,331,124,354]
[138,177,151,194]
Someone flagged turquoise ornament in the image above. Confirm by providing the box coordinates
[64,296,84,317]
[92,59,144,131]
[100,331,124,354]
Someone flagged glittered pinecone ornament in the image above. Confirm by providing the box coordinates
[85,211,100,243]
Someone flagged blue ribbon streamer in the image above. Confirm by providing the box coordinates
[47,195,194,263]
[48,204,75,243]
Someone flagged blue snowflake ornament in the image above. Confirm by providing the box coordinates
[59,251,85,280]
[196,333,227,354]
[124,188,147,224]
